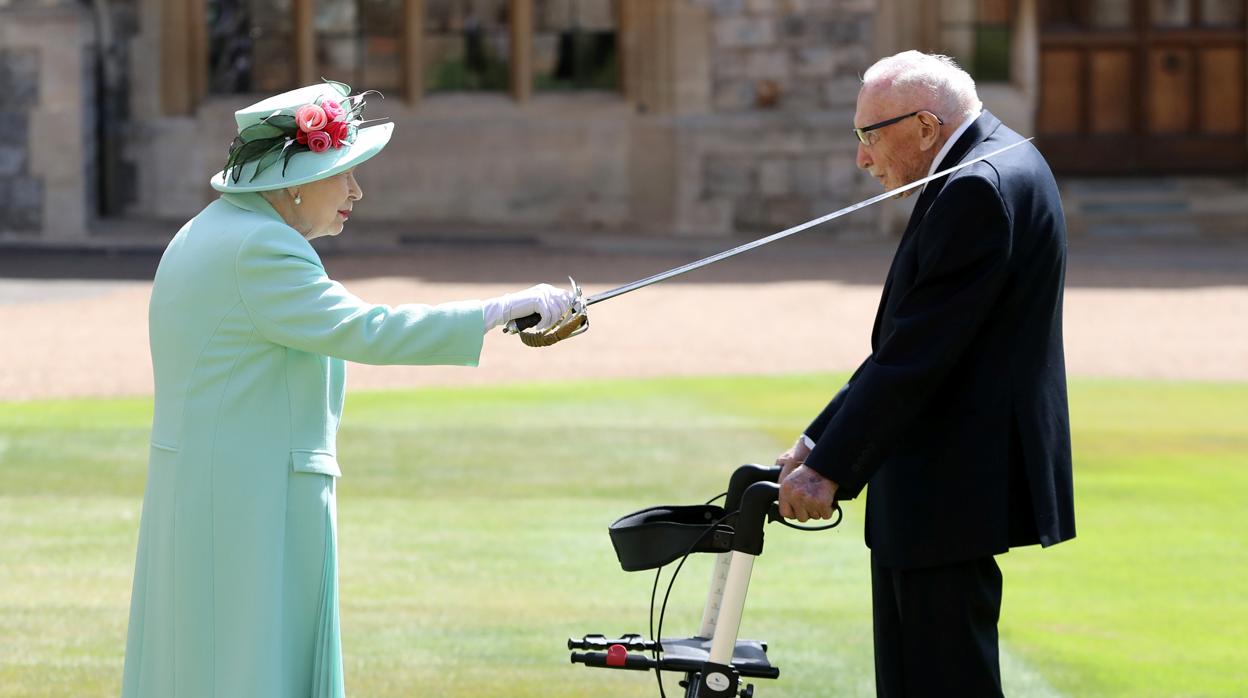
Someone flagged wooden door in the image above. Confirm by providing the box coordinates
[1038,0,1248,173]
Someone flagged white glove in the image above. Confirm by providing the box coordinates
[481,283,577,333]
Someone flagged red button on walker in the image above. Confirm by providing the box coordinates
[605,643,628,667]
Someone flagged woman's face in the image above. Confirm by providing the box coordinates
[282,169,363,240]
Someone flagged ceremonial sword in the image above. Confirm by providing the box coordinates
[509,137,1034,341]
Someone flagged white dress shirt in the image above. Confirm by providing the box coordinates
[922,110,982,193]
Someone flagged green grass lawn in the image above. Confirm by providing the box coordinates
[0,376,1245,697]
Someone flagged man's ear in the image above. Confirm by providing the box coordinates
[918,112,943,151]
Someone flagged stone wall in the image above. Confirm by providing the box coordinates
[704,0,872,113]
[679,0,880,234]
[0,47,41,233]
[0,1,96,242]
[121,92,636,230]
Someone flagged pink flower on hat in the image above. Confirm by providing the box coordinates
[296,104,329,133]
[306,130,333,153]
[324,120,350,147]
[321,99,346,122]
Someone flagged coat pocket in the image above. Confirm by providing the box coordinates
[290,449,342,478]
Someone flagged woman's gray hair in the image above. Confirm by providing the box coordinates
[862,51,982,124]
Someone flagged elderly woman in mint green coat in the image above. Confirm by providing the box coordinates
[120,83,576,698]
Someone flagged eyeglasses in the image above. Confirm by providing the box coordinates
[852,110,944,146]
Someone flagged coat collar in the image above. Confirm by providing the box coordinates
[934,109,1002,175]
[901,109,1003,237]
[220,192,285,223]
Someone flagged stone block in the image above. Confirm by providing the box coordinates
[779,14,807,39]
[700,0,746,16]
[765,195,813,228]
[825,155,860,195]
[795,47,837,77]
[791,156,823,197]
[836,44,872,76]
[0,110,28,176]
[783,80,823,112]
[816,18,864,44]
[676,198,735,236]
[745,49,789,79]
[746,0,778,13]
[824,76,863,108]
[714,50,750,80]
[703,154,755,197]
[0,176,43,231]
[780,0,812,12]
[0,144,26,177]
[731,196,768,231]
[758,158,789,196]
[838,0,876,13]
[713,79,758,111]
[0,48,39,105]
[714,17,776,48]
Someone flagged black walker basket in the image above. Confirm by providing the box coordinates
[567,464,841,698]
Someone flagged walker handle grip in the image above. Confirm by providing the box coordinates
[725,464,782,513]
[571,650,658,672]
[733,481,779,555]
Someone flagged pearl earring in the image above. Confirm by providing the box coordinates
[294,193,302,205]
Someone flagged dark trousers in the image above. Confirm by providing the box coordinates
[871,552,1004,698]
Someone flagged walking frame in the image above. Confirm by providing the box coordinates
[567,464,842,697]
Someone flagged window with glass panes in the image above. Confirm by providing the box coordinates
[533,0,618,90]
[939,0,1015,83]
[424,0,513,91]
[207,0,298,94]
[203,0,622,99]
[310,0,405,92]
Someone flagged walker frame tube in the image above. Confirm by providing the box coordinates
[696,552,732,639]
[706,551,756,666]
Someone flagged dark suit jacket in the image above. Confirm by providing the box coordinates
[803,110,1075,570]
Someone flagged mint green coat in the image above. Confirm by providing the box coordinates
[121,193,484,698]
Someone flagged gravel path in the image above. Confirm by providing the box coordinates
[1,236,1245,401]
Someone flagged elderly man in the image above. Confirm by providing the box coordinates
[776,52,1075,696]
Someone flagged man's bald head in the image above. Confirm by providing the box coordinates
[861,51,982,125]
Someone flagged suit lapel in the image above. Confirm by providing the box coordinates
[900,110,1002,237]
[871,110,1003,348]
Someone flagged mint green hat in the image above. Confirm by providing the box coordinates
[210,81,393,193]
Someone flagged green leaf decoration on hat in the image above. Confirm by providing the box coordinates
[263,114,298,132]
[238,122,285,142]
[281,138,302,177]
[229,138,282,183]
[253,140,288,179]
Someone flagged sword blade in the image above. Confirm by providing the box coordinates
[585,137,1033,306]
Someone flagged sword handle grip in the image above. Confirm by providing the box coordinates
[508,313,542,332]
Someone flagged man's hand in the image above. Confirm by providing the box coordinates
[779,465,838,522]
[774,437,812,483]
